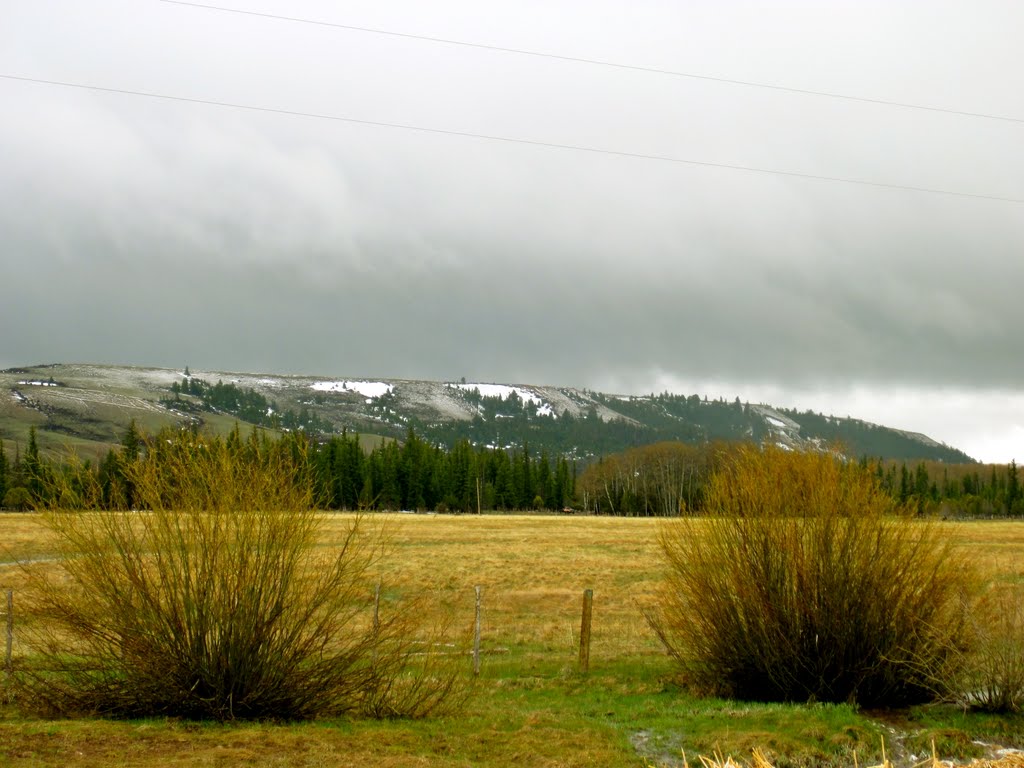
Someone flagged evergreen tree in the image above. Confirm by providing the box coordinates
[378,440,401,510]
[400,428,428,510]
[226,423,243,455]
[117,421,144,509]
[342,432,365,509]
[913,463,931,512]
[25,426,43,500]
[122,419,142,462]
[553,457,569,509]
[0,439,7,503]
[536,450,553,509]
[98,448,125,509]
[493,452,513,510]
[358,472,375,510]
[1008,460,1020,515]
[898,463,910,504]
[11,444,22,490]
[962,472,977,496]
[517,442,533,509]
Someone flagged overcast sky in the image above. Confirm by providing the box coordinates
[3,1,1023,462]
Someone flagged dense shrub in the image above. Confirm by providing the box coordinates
[18,430,467,720]
[648,444,973,707]
[958,585,1024,712]
[2,486,32,511]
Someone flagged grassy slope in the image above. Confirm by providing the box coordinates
[1,364,191,461]
[3,515,1024,767]
[0,364,393,463]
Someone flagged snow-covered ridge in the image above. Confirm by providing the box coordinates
[311,381,394,401]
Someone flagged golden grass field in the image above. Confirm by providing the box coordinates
[2,513,1024,767]
[1,512,669,665]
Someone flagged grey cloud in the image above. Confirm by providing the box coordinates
[3,0,1024,459]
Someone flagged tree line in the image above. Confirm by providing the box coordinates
[6,422,576,514]
[3,422,1020,518]
[310,427,576,512]
[573,442,1024,518]
[871,457,1023,516]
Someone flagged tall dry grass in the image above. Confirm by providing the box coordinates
[16,430,468,720]
[648,445,974,706]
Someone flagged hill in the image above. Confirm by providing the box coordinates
[0,363,974,463]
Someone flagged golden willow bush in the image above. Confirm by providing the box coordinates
[648,444,974,707]
[959,585,1024,712]
[18,429,468,720]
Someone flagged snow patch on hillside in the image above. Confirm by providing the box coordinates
[451,383,562,419]
[750,405,801,432]
[312,381,394,400]
[452,382,541,405]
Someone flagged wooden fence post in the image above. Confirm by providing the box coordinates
[578,588,593,674]
[473,586,482,676]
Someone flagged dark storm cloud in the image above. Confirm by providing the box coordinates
[3,0,1024,460]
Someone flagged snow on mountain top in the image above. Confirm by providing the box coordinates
[311,380,394,399]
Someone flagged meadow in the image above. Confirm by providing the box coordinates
[2,513,1024,767]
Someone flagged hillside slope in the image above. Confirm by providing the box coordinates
[0,363,974,463]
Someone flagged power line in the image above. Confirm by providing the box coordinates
[159,0,1024,126]
[2,73,1021,204]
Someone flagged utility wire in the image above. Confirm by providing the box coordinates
[159,0,1024,126]
[2,73,1021,204]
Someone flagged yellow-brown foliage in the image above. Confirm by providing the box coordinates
[649,444,974,706]
[16,429,468,720]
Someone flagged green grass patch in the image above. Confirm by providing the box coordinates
[886,704,1024,759]
[5,634,1024,767]
[0,649,888,767]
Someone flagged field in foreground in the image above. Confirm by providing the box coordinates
[2,514,1024,767]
